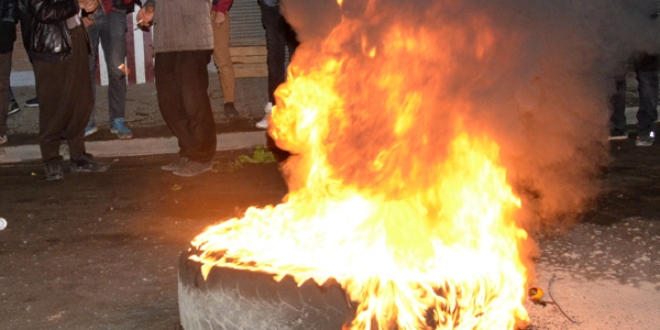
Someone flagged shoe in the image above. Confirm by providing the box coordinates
[635,133,654,147]
[8,100,20,115]
[0,134,7,145]
[224,102,240,120]
[70,153,110,173]
[24,97,39,108]
[110,118,133,139]
[172,160,212,177]
[161,157,188,171]
[45,157,64,181]
[255,102,273,129]
[85,121,98,137]
[608,129,628,141]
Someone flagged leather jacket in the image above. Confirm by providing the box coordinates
[0,0,18,23]
[18,0,87,62]
[0,0,19,54]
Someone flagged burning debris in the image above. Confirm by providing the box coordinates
[184,0,658,329]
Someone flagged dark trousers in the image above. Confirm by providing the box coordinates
[154,50,216,163]
[33,25,94,162]
[0,51,10,136]
[260,3,299,104]
[610,54,659,137]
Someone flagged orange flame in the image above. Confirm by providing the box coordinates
[192,2,530,329]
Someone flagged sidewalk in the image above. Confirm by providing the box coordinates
[0,76,271,164]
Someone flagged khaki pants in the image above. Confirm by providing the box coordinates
[211,11,236,103]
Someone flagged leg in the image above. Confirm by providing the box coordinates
[212,11,236,104]
[609,76,627,135]
[102,10,132,138]
[0,52,11,138]
[261,4,288,105]
[155,52,190,157]
[176,50,217,163]
[635,54,658,138]
[102,10,128,122]
[87,13,103,126]
[155,50,216,162]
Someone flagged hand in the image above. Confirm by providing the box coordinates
[136,6,155,31]
[82,16,94,28]
[79,0,99,14]
[214,12,225,27]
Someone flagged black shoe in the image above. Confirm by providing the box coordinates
[70,153,110,173]
[8,100,21,115]
[24,96,39,108]
[45,157,64,181]
[608,128,628,141]
[224,102,240,120]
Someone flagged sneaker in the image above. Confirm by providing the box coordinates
[45,157,64,181]
[161,157,188,171]
[172,160,212,177]
[24,97,39,108]
[635,134,654,147]
[224,102,240,120]
[8,100,20,115]
[70,153,110,173]
[255,102,273,129]
[0,134,7,145]
[85,121,98,137]
[608,129,628,141]
[110,117,133,139]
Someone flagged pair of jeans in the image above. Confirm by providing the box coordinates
[211,11,235,104]
[155,50,217,163]
[610,54,659,137]
[260,3,299,104]
[87,9,128,123]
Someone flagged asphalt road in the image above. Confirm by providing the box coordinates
[0,141,658,329]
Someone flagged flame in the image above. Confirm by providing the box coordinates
[191,2,531,329]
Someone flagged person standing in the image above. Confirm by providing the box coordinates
[211,0,240,120]
[136,0,217,177]
[0,0,18,145]
[83,0,135,139]
[255,0,299,129]
[608,55,659,146]
[18,0,110,180]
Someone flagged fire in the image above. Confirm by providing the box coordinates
[191,1,531,329]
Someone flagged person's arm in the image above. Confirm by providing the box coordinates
[211,0,232,13]
[211,0,232,25]
[136,0,154,30]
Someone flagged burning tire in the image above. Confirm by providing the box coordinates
[177,248,354,330]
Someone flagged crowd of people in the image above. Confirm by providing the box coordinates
[0,0,297,180]
[0,0,657,181]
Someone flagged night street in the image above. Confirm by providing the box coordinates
[0,150,288,329]
[0,139,658,329]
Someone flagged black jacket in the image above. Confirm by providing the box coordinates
[18,0,87,62]
[0,0,18,54]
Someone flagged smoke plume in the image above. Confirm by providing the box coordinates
[275,0,659,231]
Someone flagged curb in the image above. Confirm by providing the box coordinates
[0,131,268,164]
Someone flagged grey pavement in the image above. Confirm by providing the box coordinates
[1,76,272,164]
